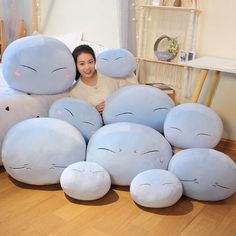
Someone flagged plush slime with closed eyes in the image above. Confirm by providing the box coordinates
[103,85,175,133]
[164,103,223,148]
[96,48,136,77]
[2,35,76,94]
[60,161,111,200]
[130,169,183,208]
[49,98,103,142]
[2,118,86,185]
[86,122,173,186]
[168,148,236,201]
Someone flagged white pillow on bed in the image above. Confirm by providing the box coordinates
[79,40,107,55]
[49,33,106,54]
[50,32,83,52]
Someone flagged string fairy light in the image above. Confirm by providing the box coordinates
[32,0,41,34]
[36,0,41,27]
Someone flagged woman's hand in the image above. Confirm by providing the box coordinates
[96,101,105,112]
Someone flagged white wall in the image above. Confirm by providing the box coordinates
[197,0,236,140]
[39,0,120,48]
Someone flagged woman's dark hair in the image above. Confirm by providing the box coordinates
[72,44,96,80]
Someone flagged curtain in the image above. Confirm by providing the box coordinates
[0,0,23,46]
[116,0,137,55]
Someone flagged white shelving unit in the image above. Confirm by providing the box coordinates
[135,0,201,101]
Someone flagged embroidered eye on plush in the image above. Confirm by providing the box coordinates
[51,67,67,73]
[169,127,182,132]
[82,121,95,126]
[141,150,160,155]
[114,57,123,61]
[97,147,116,153]
[212,182,230,190]
[49,163,67,169]
[153,107,168,112]
[139,183,151,187]
[115,112,134,117]
[196,133,211,137]
[180,178,199,184]
[20,64,37,72]
[9,163,31,170]
[97,147,122,153]
[64,107,74,116]
[72,169,85,173]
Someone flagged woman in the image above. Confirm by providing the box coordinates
[70,45,138,112]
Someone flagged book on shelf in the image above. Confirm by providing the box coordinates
[145,83,175,101]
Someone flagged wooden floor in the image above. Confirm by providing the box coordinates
[0,148,235,236]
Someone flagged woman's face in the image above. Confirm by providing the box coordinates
[76,52,96,79]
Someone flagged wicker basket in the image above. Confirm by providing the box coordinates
[154,35,178,61]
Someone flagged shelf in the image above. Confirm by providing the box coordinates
[136,1,200,86]
[140,5,201,13]
[138,57,189,68]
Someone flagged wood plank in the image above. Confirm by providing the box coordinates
[180,195,236,236]
[216,139,236,162]
[0,145,235,236]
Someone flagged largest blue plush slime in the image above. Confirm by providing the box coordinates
[2,35,76,94]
